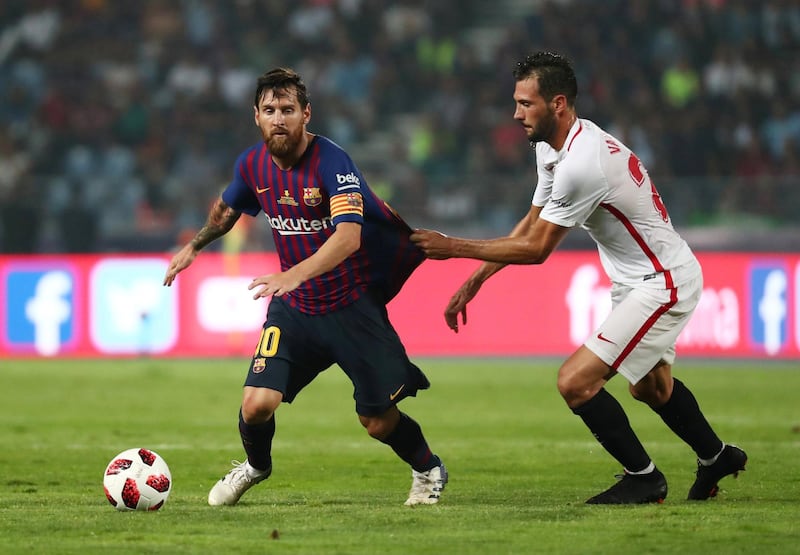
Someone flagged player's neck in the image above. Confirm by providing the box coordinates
[549,112,578,151]
[271,131,313,170]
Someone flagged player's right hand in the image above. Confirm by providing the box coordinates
[410,229,453,259]
[163,244,198,286]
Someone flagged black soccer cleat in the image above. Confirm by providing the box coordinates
[585,468,668,505]
[687,444,747,501]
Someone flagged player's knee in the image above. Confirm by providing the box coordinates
[628,381,649,403]
[359,416,386,439]
[629,379,670,407]
[241,389,280,423]
[629,363,673,406]
[359,411,398,440]
[240,402,274,424]
[557,348,611,407]
[557,373,591,407]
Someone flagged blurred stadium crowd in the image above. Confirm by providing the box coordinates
[1,0,799,253]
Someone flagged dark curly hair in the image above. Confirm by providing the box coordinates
[513,51,577,106]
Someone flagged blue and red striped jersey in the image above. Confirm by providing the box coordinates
[222,135,424,314]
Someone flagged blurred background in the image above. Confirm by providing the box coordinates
[1,0,799,255]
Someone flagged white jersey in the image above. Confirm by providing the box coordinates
[533,118,697,288]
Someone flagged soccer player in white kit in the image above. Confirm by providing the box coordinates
[411,51,747,504]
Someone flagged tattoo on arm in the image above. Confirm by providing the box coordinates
[190,198,241,251]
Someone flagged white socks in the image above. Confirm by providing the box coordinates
[245,461,269,479]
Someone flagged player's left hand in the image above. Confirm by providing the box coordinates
[249,272,302,299]
[410,229,453,260]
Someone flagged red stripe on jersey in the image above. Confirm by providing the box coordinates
[567,121,583,151]
[302,141,336,305]
[599,202,667,275]
[255,145,267,192]
[243,147,259,188]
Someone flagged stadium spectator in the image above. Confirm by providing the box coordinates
[57,188,98,253]
[0,0,798,252]
[661,57,701,109]
[0,178,41,253]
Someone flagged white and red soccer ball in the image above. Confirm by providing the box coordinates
[103,448,172,511]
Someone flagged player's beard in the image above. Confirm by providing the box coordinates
[266,126,303,157]
[526,106,557,145]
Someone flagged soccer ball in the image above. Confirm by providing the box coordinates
[103,448,172,511]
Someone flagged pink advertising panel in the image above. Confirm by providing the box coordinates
[1,252,798,359]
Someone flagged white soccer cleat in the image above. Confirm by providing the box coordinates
[208,460,271,506]
[404,462,448,506]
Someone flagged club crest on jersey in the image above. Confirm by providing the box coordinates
[252,357,266,374]
[303,187,322,207]
[277,190,299,206]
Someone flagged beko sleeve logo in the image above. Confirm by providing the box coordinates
[335,172,361,189]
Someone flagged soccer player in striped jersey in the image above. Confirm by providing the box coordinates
[411,51,746,504]
[164,68,446,507]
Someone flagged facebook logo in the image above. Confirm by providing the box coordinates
[89,258,177,354]
[749,265,788,355]
[5,268,75,355]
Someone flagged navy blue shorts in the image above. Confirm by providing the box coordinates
[244,290,430,416]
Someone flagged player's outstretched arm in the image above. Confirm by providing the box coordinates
[248,221,361,299]
[163,197,241,286]
[411,205,567,265]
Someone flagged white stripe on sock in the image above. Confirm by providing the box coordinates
[626,461,656,475]
[699,443,726,466]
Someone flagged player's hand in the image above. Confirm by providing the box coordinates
[410,229,453,260]
[444,279,482,333]
[163,244,198,286]
[249,272,302,299]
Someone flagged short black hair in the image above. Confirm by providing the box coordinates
[513,51,577,106]
[254,67,310,108]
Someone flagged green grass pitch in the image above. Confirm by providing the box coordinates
[1,358,798,554]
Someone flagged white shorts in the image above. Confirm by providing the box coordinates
[584,263,703,385]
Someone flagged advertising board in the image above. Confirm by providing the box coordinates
[1,252,798,359]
